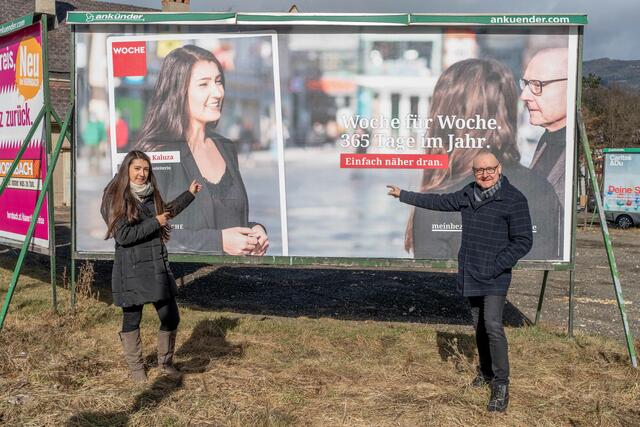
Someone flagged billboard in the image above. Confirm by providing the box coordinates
[0,22,48,250]
[72,15,579,263]
[602,150,640,213]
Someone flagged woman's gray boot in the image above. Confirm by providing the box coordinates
[157,329,180,376]
[119,329,147,383]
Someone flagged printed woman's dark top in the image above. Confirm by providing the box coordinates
[153,131,260,253]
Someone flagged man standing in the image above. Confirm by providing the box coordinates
[387,150,533,412]
[520,48,569,210]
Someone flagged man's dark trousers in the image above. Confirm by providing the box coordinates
[469,295,509,385]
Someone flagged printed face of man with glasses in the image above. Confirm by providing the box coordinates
[520,48,568,132]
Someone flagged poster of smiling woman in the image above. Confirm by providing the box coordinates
[74,31,286,255]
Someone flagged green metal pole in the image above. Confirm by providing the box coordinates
[579,112,637,368]
[0,107,45,197]
[41,15,57,312]
[568,114,579,338]
[69,26,77,309]
[534,270,549,325]
[567,26,583,338]
[0,107,73,330]
[50,108,63,129]
[589,160,600,228]
[568,270,575,337]
[589,207,597,228]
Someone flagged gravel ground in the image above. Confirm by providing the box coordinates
[509,222,640,343]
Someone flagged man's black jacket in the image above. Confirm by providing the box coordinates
[400,175,533,297]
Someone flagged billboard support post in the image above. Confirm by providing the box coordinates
[578,111,637,368]
[0,107,73,330]
[534,270,549,325]
[41,14,57,312]
[69,26,76,309]
[0,15,64,328]
[567,26,585,338]
[568,270,575,337]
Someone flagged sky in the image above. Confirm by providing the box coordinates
[98,0,639,61]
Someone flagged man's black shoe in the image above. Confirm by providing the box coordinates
[470,373,492,388]
[487,383,509,412]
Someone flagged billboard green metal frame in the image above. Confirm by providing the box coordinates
[67,12,581,272]
[0,11,624,367]
[0,14,73,329]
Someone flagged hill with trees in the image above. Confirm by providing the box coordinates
[581,59,640,149]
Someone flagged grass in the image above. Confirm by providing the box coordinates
[0,261,639,426]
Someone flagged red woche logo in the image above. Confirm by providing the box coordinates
[111,41,147,77]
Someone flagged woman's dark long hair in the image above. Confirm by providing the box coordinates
[405,58,520,252]
[134,45,226,151]
[102,150,172,241]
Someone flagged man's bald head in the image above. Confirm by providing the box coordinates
[520,48,569,132]
[526,48,568,80]
[473,150,502,190]
[473,150,499,168]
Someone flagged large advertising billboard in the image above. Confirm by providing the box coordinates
[0,22,48,250]
[73,16,579,263]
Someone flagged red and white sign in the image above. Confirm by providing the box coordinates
[340,154,449,169]
[111,41,147,77]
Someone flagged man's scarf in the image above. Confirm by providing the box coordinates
[473,175,503,202]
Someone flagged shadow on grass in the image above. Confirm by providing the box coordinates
[0,219,87,300]
[0,246,57,287]
[65,317,241,426]
[435,299,532,368]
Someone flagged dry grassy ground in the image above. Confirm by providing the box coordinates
[0,261,639,426]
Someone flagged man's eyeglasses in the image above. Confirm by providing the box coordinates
[472,164,500,176]
[519,78,568,96]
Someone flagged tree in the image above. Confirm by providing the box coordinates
[582,74,640,149]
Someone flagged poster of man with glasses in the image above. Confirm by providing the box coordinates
[520,48,569,211]
[279,27,576,262]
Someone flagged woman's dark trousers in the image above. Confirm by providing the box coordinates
[121,298,180,332]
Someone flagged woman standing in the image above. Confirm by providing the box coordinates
[101,150,202,382]
[134,44,268,256]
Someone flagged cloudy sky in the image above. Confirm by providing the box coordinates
[100,0,639,60]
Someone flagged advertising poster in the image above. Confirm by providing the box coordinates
[603,151,640,213]
[75,30,285,255]
[0,22,48,250]
[73,19,578,262]
[279,27,576,261]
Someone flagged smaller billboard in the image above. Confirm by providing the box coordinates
[603,150,640,213]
